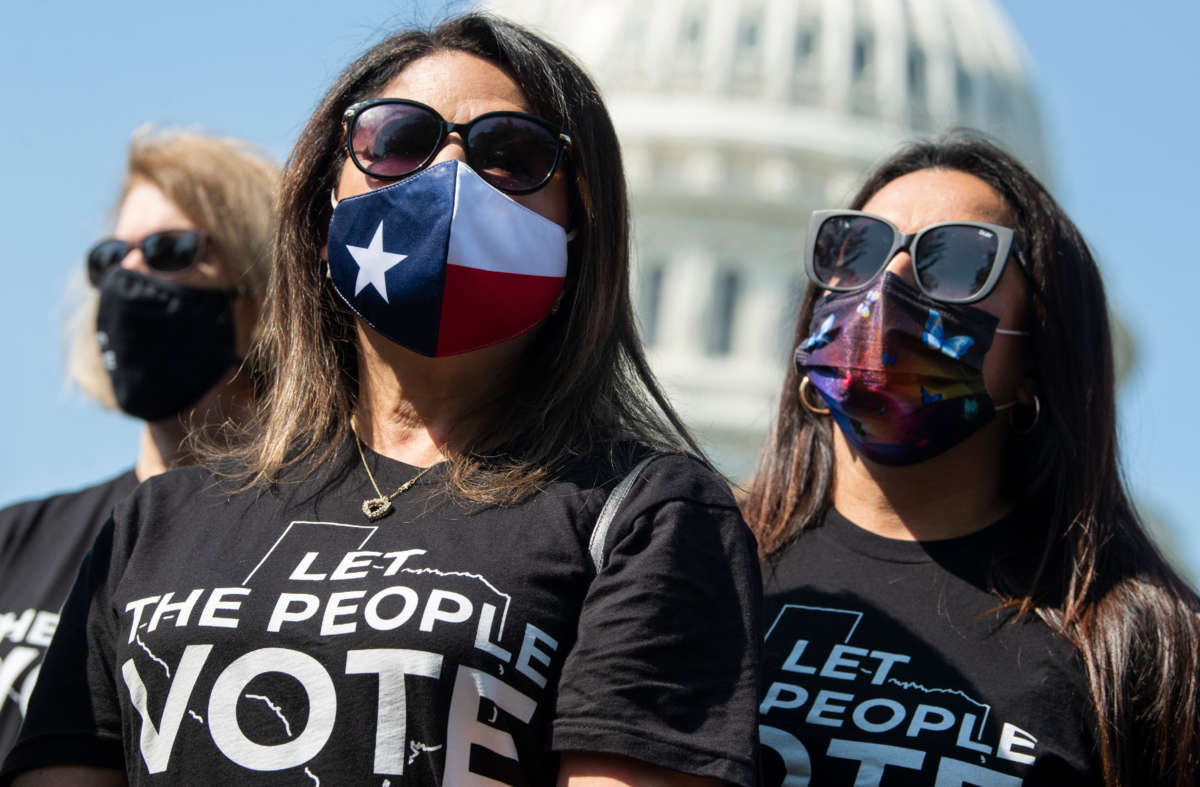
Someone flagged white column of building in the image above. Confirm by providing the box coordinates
[735,258,795,376]
[872,0,908,125]
[819,0,854,114]
[702,0,740,95]
[644,0,685,92]
[761,0,800,103]
[653,242,715,363]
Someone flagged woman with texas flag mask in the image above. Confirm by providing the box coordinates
[3,12,761,787]
[745,133,1200,786]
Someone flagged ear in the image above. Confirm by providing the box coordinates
[322,187,339,263]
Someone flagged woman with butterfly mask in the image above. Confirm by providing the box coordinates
[746,133,1200,787]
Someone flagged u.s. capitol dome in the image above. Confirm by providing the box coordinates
[483,0,1052,477]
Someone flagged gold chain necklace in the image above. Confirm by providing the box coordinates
[354,432,437,521]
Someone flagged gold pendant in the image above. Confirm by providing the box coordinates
[363,497,393,521]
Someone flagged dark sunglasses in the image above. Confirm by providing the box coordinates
[806,209,1033,304]
[342,98,572,195]
[86,230,207,286]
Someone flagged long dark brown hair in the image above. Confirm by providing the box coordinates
[211,12,700,499]
[745,132,1200,786]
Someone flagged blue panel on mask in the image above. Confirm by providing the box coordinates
[327,164,455,357]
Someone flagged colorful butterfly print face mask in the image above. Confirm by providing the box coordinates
[795,272,1003,465]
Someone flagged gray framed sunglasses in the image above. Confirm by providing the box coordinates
[805,209,1033,304]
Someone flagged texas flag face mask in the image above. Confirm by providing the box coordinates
[327,160,568,357]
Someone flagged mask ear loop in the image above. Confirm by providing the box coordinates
[324,188,342,280]
[991,326,1035,427]
[799,376,831,416]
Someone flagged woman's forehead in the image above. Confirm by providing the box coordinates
[378,50,532,122]
[862,168,1015,233]
[115,181,196,239]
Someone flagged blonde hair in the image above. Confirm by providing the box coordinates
[64,129,280,408]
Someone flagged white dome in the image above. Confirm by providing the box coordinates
[484,0,1048,177]
[481,0,1052,477]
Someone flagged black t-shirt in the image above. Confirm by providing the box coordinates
[3,443,761,786]
[0,469,138,761]
[758,508,1099,786]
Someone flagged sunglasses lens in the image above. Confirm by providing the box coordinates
[812,215,896,289]
[87,240,131,285]
[467,115,560,193]
[142,230,204,273]
[352,103,442,178]
[86,232,204,286]
[914,225,999,301]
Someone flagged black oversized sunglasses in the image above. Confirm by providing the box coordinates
[806,209,1033,304]
[86,230,207,286]
[342,98,573,195]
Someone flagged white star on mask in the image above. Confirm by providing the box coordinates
[345,220,407,303]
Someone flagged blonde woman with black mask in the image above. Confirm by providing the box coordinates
[0,130,277,762]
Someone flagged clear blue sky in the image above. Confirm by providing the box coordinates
[1,1,1196,579]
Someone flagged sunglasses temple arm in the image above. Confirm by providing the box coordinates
[1010,246,1046,307]
[1012,247,1035,284]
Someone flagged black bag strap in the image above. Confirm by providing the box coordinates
[588,453,665,575]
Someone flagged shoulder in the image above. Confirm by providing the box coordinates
[0,470,137,557]
[593,450,755,568]
[539,447,738,515]
[134,464,216,494]
[557,448,746,549]
[110,465,249,542]
[120,464,245,509]
[612,451,739,512]
[0,470,137,523]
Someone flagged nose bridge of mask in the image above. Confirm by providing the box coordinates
[798,273,998,377]
[446,161,567,278]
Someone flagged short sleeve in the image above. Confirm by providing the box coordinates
[551,456,762,787]
[1,518,125,778]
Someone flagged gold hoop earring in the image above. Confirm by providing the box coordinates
[1009,394,1040,435]
[799,376,831,416]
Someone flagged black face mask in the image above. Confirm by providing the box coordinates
[96,267,241,422]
